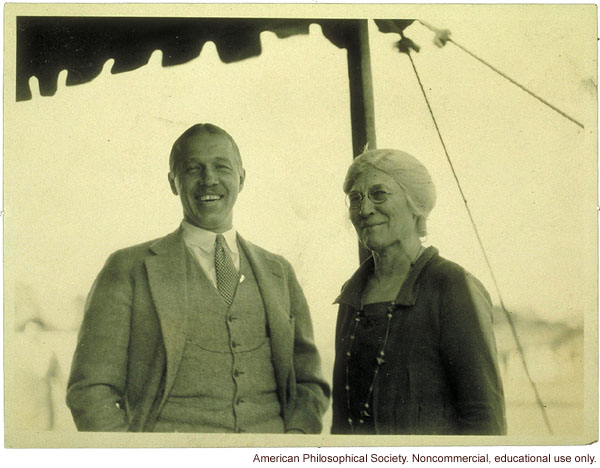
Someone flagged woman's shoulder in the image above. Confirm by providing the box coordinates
[425,251,467,281]
[424,251,491,299]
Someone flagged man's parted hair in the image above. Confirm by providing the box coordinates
[169,123,243,173]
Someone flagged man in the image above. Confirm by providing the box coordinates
[66,124,330,433]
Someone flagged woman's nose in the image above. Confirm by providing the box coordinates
[359,196,375,216]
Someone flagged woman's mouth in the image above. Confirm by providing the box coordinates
[363,222,384,229]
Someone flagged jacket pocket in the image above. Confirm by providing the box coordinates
[287,365,297,402]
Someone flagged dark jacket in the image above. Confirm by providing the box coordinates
[331,247,506,435]
[67,228,330,433]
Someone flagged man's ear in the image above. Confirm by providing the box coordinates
[168,172,178,196]
[238,168,246,193]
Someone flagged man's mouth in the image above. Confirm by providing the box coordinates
[196,194,223,203]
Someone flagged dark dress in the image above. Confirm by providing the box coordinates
[344,302,394,434]
[331,246,506,435]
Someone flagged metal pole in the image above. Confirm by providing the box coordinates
[345,19,377,264]
[346,19,377,157]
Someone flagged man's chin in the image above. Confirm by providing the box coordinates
[186,214,232,233]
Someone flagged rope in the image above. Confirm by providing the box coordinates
[418,19,584,129]
[404,49,554,435]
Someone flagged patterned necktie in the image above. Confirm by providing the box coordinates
[214,234,239,306]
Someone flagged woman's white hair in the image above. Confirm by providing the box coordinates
[343,149,437,237]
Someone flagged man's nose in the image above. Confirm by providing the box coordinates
[200,167,219,185]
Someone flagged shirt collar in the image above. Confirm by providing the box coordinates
[180,220,239,255]
[334,246,439,309]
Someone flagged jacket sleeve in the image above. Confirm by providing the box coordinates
[66,251,133,431]
[282,261,331,434]
[439,269,507,435]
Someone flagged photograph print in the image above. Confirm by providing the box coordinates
[4,3,597,447]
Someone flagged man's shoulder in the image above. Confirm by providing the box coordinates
[107,230,180,264]
[238,235,290,267]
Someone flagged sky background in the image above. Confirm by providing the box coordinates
[3,2,597,447]
[6,4,595,327]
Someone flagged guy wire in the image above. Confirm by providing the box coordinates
[404,49,554,435]
[417,19,584,129]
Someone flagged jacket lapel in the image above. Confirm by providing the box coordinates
[145,229,189,404]
[238,235,293,395]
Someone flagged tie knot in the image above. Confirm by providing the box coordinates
[215,234,226,250]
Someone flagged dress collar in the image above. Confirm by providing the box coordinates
[334,246,439,309]
[180,220,239,255]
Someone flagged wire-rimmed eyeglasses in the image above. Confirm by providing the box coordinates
[345,187,394,211]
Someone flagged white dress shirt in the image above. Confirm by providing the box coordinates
[181,220,240,288]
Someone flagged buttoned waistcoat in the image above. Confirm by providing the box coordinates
[67,228,330,433]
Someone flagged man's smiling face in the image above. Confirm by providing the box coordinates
[169,131,245,233]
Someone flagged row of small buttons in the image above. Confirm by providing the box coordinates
[228,315,239,351]
[228,310,244,434]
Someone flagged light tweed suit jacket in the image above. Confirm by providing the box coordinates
[67,228,330,432]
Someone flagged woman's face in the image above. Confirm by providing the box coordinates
[348,168,418,252]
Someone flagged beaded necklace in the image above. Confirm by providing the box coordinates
[343,301,396,432]
[343,246,424,433]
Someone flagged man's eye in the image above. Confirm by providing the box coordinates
[216,164,232,171]
[183,166,200,174]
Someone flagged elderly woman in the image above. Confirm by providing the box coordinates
[331,149,506,435]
